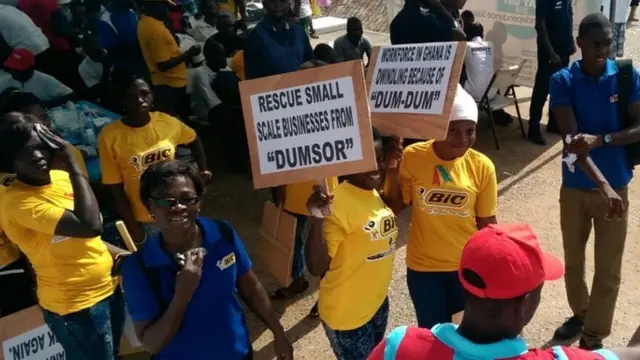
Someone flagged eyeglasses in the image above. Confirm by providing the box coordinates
[150,197,200,208]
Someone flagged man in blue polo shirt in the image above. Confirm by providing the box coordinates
[243,0,312,80]
[529,0,575,145]
[549,13,640,350]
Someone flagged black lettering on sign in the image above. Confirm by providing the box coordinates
[435,67,446,85]
[257,88,304,113]
[444,44,453,60]
[10,333,47,360]
[404,90,441,110]
[374,68,408,85]
[421,44,446,61]
[406,67,436,86]
[370,91,403,109]
[380,46,416,62]
[329,107,354,130]
[266,139,354,169]
[303,81,344,104]
[47,330,57,347]
[281,110,331,138]
[47,351,65,360]
[256,119,283,142]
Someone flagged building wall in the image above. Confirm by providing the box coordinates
[323,0,389,33]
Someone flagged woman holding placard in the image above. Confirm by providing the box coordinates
[384,85,499,329]
[304,127,402,360]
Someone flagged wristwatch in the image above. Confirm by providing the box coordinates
[603,134,613,145]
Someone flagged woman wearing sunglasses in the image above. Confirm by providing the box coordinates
[120,160,293,360]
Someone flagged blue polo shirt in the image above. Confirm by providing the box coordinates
[550,59,640,190]
[244,20,313,80]
[120,217,253,360]
[535,0,573,57]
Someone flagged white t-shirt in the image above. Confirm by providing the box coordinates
[0,5,49,55]
[188,18,217,43]
[190,65,222,121]
[0,70,73,101]
[78,57,104,88]
[289,0,313,18]
[463,37,497,102]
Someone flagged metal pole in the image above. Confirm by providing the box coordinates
[610,0,617,22]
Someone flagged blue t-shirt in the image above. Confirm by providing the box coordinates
[244,20,313,80]
[120,217,253,360]
[550,59,640,190]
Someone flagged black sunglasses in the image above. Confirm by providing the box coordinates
[150,197,200,208]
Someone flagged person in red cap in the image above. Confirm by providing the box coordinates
[368,223,640,360]
[0,48,74,107]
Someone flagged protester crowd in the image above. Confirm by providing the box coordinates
[0,0,640,359]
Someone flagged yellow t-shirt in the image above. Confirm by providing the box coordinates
[230,50,245,80]
[400,141,497,272]
[0,173,20,267]
[318,182,398,330]
[138,15,187,88]
[97,112,197,223]
[0,170,115,315]
[283,177,339,216]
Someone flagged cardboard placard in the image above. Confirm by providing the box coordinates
[239,61,376,189]
[366,42,466,140]
[257,202,297,287]
[0,306,145,360]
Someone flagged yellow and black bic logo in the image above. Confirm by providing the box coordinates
[129,146,173,173]
[364,215,398,261]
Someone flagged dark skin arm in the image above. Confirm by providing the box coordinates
[39,128,103,238]
[185,136,208,174]
[293,0,301,18]
[304,217,331,276]
[380,138,406,215]
[476,216,497,230]
[106,184,145,244]
[555,106,625,217]
[583,103,640,146]
[424,0,466,40]
[157,46,200,72]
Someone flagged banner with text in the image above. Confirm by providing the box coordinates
[385,0,602,87]
[366,42,466,139]
[240,61,376,189]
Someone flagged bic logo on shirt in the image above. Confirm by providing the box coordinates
[364,215,398,262]
[217,253,236,270]
[418,187,471,217]
[129,146,174,173]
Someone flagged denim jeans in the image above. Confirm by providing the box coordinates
[322,298,389,360]
[407,269,464,329]
[42,288,126,360]
[291,214,309,280]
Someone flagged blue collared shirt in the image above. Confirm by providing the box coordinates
[121,217,253,360]
[244,20,313,80]
[550,59,640,190]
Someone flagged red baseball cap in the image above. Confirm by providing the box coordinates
[459,223,564,299]
[4,48,35,71]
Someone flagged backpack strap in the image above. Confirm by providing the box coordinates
[616,59,633,128]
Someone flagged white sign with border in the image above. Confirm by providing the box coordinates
[2,325,64,360]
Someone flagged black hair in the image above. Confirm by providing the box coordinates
[1,92,42,115]
[0,112,36,171]
[203,38,226,69]
[460,267,529,316]
[346,17,362,29]
[578,12,612,38]
[140,160,206,206]
[461,10,474,21]
[468,23,484,39]
[313,43,337,64]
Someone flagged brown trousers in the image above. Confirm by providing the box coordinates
[560,186,629,345]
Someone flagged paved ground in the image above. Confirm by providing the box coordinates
[126,25,640,359]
